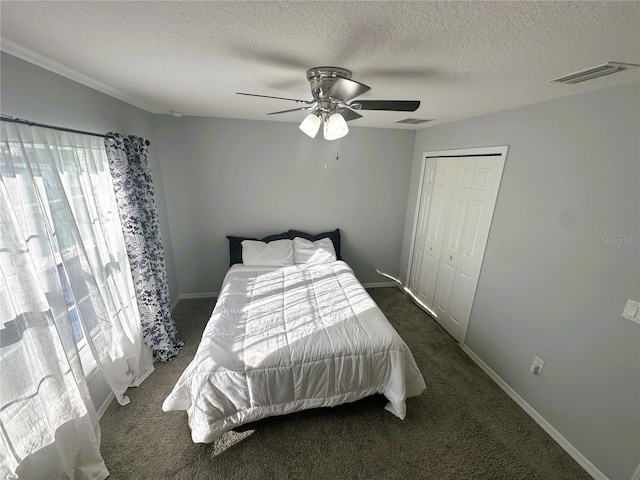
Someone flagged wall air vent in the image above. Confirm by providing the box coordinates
[395,118,433,125]
[548,62,639,84]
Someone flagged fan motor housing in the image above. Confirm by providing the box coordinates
[306,66,352,82]
[307,67,353,101]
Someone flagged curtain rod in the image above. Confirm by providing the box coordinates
[1,114,112,140]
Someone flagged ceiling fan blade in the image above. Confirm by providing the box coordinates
[337,107,363,122]
[267,106,313,115]
[354,100,421,112]
[325,78,371,103]
[237,92,311,104]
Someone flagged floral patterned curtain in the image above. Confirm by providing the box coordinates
[104,134,183,362]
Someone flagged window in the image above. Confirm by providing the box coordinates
[0,128,118,378]
[1,122,154,479]
[57,264,83,343]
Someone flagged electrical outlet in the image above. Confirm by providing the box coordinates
[530,356,544,375]
[622,299,640,325]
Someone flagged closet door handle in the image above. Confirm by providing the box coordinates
[448,255,453,260]
[429,246,433,250]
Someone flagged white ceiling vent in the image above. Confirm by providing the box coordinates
[395,118,433,125]
[548,62,639,84]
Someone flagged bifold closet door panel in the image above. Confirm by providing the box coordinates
[416,158,456,307]
[409,158,438,304]
[408,158,437,304]
[444,155,506,341]
[443,269,475,340]
[432,157,476,323]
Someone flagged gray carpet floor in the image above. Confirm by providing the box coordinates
[100,287,591,479]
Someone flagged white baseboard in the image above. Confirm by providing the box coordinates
[96,392,115,420]
[461,345,609,480]
[169,296,181,312]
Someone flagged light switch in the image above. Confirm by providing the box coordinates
[622,299,640,325]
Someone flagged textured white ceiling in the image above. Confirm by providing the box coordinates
[1,1,639,129]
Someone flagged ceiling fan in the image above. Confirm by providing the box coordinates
[237,66,420,140]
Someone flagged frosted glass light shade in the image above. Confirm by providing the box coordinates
[324,112,349,140]
[299,113,321,138]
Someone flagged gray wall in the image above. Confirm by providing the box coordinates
[1,52,179,303]
[401,82,640,480]
[153,115,415,294]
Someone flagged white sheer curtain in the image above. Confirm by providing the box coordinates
[0,122,153,479]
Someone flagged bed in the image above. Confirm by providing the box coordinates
[162,230,426,443]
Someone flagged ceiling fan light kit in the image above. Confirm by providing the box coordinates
[299,109,349,141]
[238,66,420,141]
[323,112,349,141]
[299,112,322,138]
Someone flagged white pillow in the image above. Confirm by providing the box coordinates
[241,239,294,267]
[293,237,337,264]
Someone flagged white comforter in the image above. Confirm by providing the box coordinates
[162,261,426,443]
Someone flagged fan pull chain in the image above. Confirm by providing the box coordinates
[322,139,341,168]
[324,138,328,168]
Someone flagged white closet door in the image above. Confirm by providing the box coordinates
[432,157,476,320]
[416,158,453,307]
[443,155,505,341]
[408,158,437,303]
[407,146,507,345]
